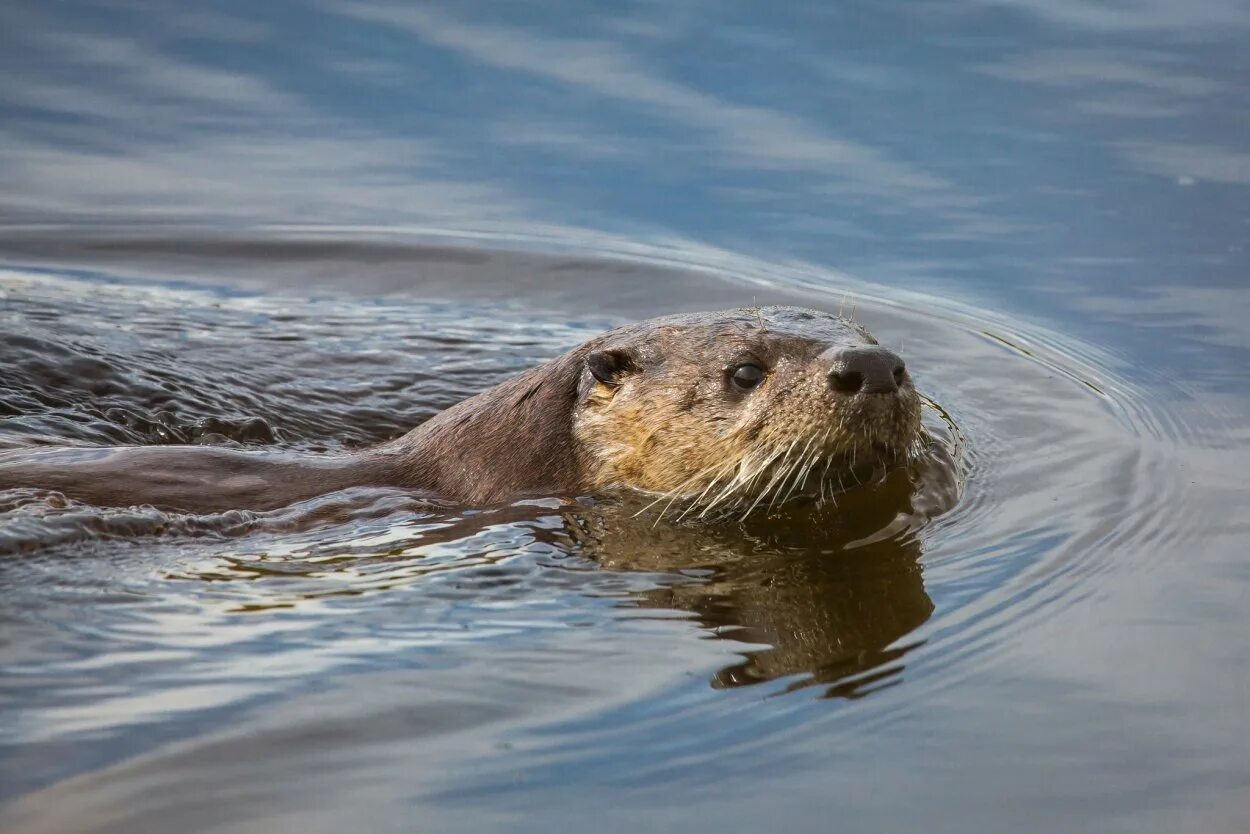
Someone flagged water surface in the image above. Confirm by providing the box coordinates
[1,2,1247,833]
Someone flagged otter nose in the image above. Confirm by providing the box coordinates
[825,346,907,394]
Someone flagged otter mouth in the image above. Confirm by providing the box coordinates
[648,424,923,522]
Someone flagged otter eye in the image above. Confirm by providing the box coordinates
[729,363,765,391]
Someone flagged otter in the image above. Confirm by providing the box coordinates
[0,306,922,517]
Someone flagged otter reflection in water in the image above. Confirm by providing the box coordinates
[159,441,951,698]
[0,307,922,519]
[559,440,955,696]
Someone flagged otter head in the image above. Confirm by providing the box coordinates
[572,306,923,518]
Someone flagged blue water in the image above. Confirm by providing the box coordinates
[1,2,1248,833]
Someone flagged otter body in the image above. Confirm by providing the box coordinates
[0,445,380,513]
[0,307,921,517]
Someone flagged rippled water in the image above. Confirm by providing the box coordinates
[2,2,1249,833]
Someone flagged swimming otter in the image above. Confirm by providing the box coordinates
[0,306,921,517]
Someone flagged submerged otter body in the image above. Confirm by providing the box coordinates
[0,307,922,516]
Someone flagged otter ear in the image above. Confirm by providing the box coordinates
[585,347,641,389]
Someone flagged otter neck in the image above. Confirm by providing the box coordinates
[375,352,592,505]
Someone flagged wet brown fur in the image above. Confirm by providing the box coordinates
[572,307,922,516]
[0,306,922,515]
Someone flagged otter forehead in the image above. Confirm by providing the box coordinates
[605,306,875,365]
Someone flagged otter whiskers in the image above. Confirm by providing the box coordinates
[632,419,898,523]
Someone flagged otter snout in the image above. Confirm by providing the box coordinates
[823,346,907,394]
